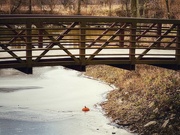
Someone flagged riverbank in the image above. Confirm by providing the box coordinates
[85,65,180,135]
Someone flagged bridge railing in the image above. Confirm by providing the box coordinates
[0,15,180,73]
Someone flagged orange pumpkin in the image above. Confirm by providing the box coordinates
[82,106,90,112]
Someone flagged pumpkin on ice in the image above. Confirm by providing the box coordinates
[82,106,90,112]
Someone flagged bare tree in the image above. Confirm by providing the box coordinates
[61,0,70,8]
[29,0,32,14]
[8,0,23,14]
[121,0,131,17]
[77,0,82,15]
[107,0,113,16]
[165,0,170,19]
[131,0,137,17]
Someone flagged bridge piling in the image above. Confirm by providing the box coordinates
[79,21,86,66]
[25,22,33,74]
[129,22,136,70]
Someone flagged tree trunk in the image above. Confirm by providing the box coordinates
[125,1,129,17]
[137,0,140,17]
[9,0,23,14]
[77,0,81,15]
[108,0,112,16]
[29,0,32,14]
[131,0,137,17]
[165,0,170,19]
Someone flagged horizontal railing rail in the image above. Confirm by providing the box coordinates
[0,15,180,73]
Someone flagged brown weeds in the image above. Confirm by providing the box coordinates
[85,65,180,135]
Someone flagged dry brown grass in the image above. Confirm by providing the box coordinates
[85,65,180,135]
[0,4,120,16]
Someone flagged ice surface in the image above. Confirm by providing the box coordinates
[0,67,134,135]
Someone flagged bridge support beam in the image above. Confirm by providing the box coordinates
[176,25,180,70]
[64,65,86,71]
[26,22,33,74]
[150,64,179,70]
[110,64,135,70]
[15,67,33,74]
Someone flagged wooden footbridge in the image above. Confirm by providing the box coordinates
[0,15,180,74]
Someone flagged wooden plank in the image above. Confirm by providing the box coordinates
[0,63,27,68]
[87,60,131,65]
[136,59,176,64]
[1,15,180,24]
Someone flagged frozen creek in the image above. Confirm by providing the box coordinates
[0,67,133,135]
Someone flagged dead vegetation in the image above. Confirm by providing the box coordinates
[85,65,180,135]
[1,0,180,19]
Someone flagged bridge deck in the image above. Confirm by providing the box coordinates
[0,15,180,73]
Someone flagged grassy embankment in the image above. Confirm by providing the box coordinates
[85,65,180,135]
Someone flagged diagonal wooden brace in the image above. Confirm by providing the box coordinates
[35,22,80,63]
[5,25,26,46]
[137,24,176,60]
[1,44,24,63]
[87,23,128,62]
[87,22,118,47]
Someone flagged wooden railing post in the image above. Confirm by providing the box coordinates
[38,23,43,48]
[119,28,124,47]
[176,25,180,69]
[26,22,33,74]
[157,23,162,47]
[79,21,86,70]
[129,22,136,70]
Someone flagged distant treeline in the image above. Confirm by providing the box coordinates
[0,0,179,19]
